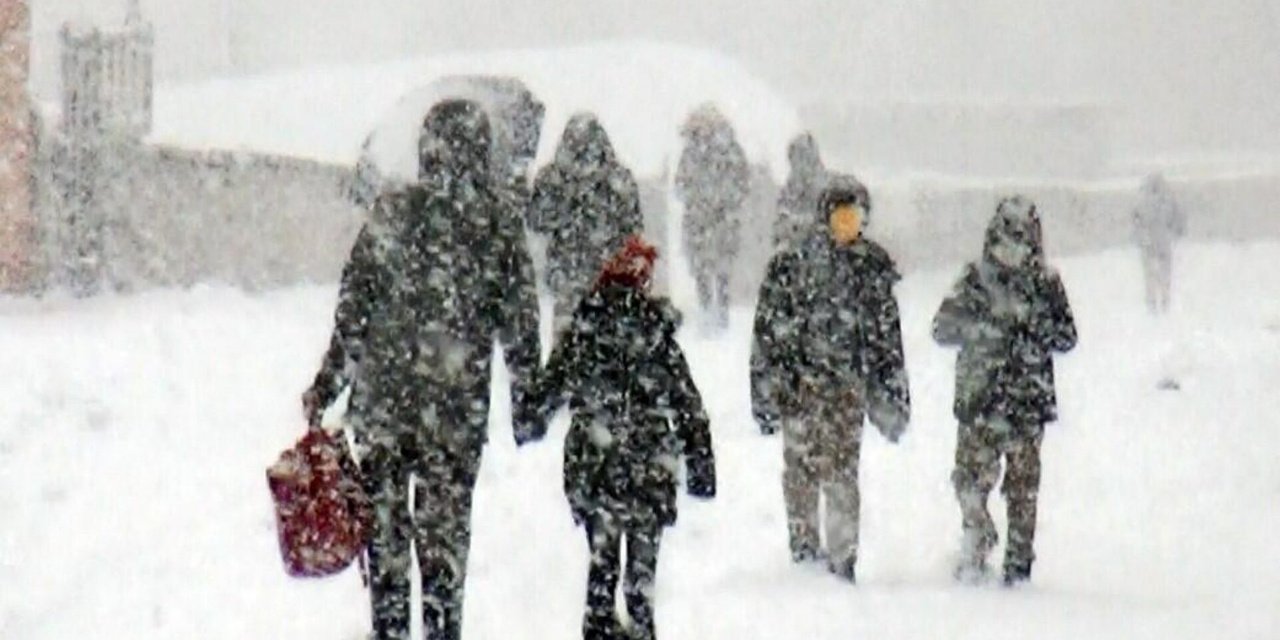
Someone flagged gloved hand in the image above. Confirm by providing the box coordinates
[511,376,547,446]
[686,456,717,499]
[512,400,547,446]
[753,405,780,436]
[301,386,325,428]
[869,399,907,444]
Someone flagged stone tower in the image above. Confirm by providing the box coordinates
[0,0,34,292]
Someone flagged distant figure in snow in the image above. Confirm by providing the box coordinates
[524,235,716,640]
[303,100,542,640]
[675,104,750,329]
[932,196,1077,586]
[750,175,910,583]
[1131,173,1186,314]
[773,132,831,251]
[529,113,643,336]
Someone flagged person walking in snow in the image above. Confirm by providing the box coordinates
[932,195,1077,586]
[750,175,910,583]
[528,113,643,335]
[523,235,716,640]
[772,132,830,251]
[1131,173,1186,314]
[302,99,542,640]
[675,104,750,329]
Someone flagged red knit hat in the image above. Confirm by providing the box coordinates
[596,235,658,291]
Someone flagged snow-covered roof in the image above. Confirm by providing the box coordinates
[148,41,801,179]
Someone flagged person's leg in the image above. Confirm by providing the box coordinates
[714,267,731,328]
[583,513,624,640]
[1157,247,1173,313]
[416,461,477,640]
[782,417,821,562]
[623,525,664,640]
[1001,427,1045,585]
[822,405,864,583]
[952,420,1002,581]
[365,455,413,640]
[1141,249,1160,314]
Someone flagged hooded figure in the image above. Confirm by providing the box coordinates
[524,235,716,640]
[1131,173,1185,314]
[932,195,1077,586]
[303,99,542,640]
[750,174,910,583]
[773,132,830,250]
[529,113,643,333]
[675,104,750,328]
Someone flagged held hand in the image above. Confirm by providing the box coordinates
[301,387,324,428]
[687,459,717,499]
[512,400,548,447]
[869,400,907,445]
[753,405,780,436]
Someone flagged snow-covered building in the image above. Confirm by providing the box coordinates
[37,41,802,292]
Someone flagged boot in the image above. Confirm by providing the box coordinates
[828,557,856,584]
[790,539,820,564]
[1002,560,1032,587]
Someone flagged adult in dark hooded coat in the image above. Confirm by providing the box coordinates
[932,195,1077,586]
[772,132,830,250]
[524,235,716,640]
[750,175,910,583]
[302,99,542,640]
[675,104,750,328]
[528,113,643,334]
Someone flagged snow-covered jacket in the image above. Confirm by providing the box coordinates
[530,285,715,530]
[933,197,1077,428]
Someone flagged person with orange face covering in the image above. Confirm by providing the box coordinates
[749,175,910,583]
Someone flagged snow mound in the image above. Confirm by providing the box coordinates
[149,42,802,179]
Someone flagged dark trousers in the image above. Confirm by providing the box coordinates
[781,395,864,578]
[583,513,663,640]
[952,418,1044,581]
[364,445,478,640]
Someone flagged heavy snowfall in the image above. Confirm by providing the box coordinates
[3,2,1280,640]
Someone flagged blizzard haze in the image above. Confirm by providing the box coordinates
[7,2,1280,640]
[29,0,1280,161]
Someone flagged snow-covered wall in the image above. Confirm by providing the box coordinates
[32,139,359,291]
[147,44,802,179]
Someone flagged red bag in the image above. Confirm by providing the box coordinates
[267,427,372,578]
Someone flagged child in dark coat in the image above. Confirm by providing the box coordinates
[523,235,716,640]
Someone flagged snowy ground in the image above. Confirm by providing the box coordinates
[1,242,1278,639]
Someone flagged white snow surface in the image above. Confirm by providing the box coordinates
[147,42,802,178]
[2,242,1278,639]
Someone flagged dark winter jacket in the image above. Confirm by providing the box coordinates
[675,106,750,253]
[528,113,643,298]
[310,100,541,460]
[773,133,830,249]
[530,285,716,529]
[750,176,909,439]
[932,197,1077,428]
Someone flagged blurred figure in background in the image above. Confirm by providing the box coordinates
[1131,173,1186,314]
[773,132,830,251]
[675,103,750,329]
[529,113,643,337]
